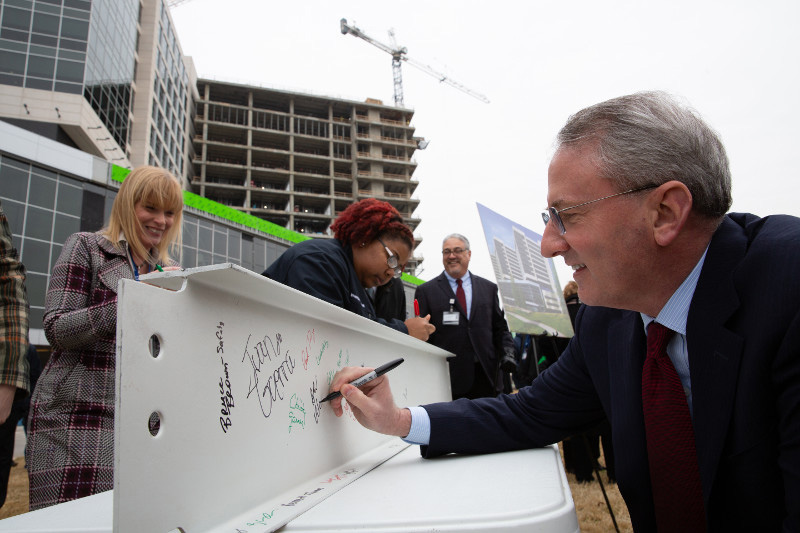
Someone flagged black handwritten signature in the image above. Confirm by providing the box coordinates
[310,377,321,424]
[241,332,296,418]
[216,322,235,433]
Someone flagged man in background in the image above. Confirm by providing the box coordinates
[415,233,516,399]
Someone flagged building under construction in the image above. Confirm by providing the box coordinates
[191,79,425,272]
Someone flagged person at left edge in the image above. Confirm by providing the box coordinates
[264,198,435,341]
[25,166,184,510]
[0,200,31,509]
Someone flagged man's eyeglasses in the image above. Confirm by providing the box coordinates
[541,185,657,235]
[442,247,468,256]
[377,237,404,278]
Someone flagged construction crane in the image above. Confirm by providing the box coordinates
[166,0,193,7]
[340,18,489,107]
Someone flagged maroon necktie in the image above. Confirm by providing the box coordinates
[456,278,467,317]
[642,322,705,532]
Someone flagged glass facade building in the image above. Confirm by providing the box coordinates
[83,0,139,148]
[146,1,192,178]
[0,0,139,149]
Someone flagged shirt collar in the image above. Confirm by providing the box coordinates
[641,246,709,335]
[444,270,470,284]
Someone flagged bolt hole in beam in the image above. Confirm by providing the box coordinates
[148,411,162,437]
[149,334,161,358]
[148,335,163,437]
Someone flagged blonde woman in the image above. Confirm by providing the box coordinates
[26,166,183,510]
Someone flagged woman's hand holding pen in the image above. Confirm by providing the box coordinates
[329,366,412,437]
[405,314,435,341]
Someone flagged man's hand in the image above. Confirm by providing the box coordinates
[329,366,412,437]
[501,352,518,373]
[405,314,436,341]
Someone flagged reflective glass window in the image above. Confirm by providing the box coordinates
[2,7,31,31]
[26,55,54,78]
[0,50,26,75]
[53,213,80,243]
[21,238,50,274]
[60,17,88,40]
[0,28,28,42]
[29,32,57,46]
[1,160,30,203]
[56,182,82,215]
[24,207,53,241]
[28,173,56,209]
[25,77,52,90]
[56,58,84,83]
[181,246,196,268]
[25,272,48,311]
[197,250,212,267]
[54,81,82,94]
[32,12,59,35]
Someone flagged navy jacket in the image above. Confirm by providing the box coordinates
[263,238,407,334]
[421,214,800,532]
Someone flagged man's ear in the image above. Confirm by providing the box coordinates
[651,181,693,247]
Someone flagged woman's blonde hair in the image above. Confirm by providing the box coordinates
[101,166,183,265]
[563,280,579,300]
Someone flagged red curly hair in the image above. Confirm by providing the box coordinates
[331,198,414,249]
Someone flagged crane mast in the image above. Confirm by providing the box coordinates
[340,18,489,107]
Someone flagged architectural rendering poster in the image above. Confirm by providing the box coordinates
[476,203,574,337]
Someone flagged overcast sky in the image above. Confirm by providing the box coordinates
[171,0,800,286]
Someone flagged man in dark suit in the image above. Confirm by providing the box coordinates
[329,91,800,532]
[415,234,517,399]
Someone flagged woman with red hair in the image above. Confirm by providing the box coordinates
[264,199,434,340]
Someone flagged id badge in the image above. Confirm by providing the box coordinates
[443,311,460,325]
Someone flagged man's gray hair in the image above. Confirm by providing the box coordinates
[556,91,732,219]
[442,233,470,249]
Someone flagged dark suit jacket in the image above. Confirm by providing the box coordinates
[372,277,407,322]
[420,214,800,532]
[415,272,515,396]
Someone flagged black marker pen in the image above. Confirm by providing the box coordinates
[320,357,404,403]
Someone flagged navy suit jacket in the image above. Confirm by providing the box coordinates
[421,214,800,532]
[415,272,515,396]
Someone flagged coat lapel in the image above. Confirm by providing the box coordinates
[686,217,745,500]
[96,234,132,293]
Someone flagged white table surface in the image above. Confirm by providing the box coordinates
[0,445,578,533]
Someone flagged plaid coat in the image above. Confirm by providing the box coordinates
[0,202,29,395]
[26,232,137,509]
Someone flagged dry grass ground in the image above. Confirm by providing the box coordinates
[0,451,633,529]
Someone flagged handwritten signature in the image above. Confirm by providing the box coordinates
[310,377,321,424]
[245,509,276,527]
[241,332,296,418]
[216,322,235,433]
[288,393,305,433]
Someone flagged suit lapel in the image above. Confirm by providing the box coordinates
[686,217,745,500]
[436,273,469,318]
[608,313,652,484]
